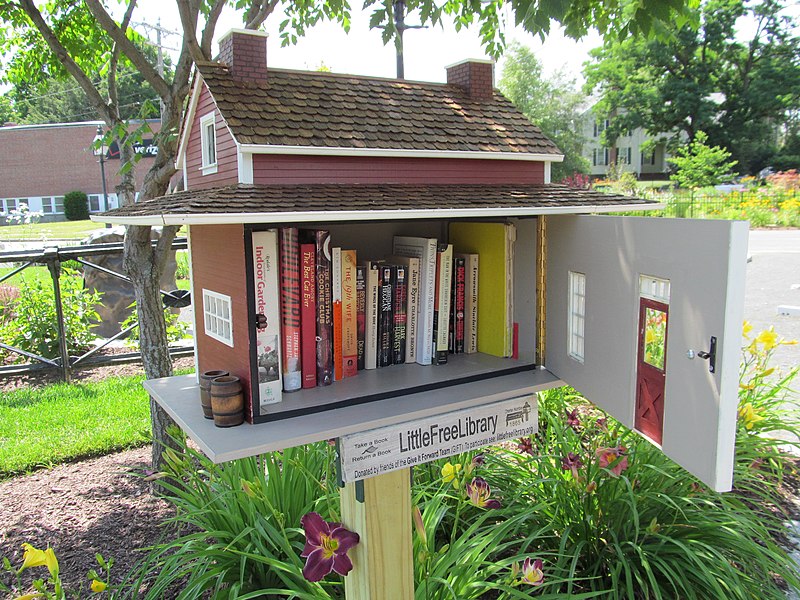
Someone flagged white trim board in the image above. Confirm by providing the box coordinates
[239,144,564,162]
[91,203,664,226]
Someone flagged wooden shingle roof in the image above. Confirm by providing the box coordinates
[97,183,658,225]
[198,64,562,156]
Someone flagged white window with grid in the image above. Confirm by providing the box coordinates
[200,112,218,175]
[203,289,233,347]
[568,271,586,363]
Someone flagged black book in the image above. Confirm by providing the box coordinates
[392,264,407,365]
[378,265,394,367]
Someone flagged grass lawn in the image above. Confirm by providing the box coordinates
[0,220,108,241]
[0,373,180,477]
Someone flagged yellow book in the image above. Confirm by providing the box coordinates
[448,222,515,357]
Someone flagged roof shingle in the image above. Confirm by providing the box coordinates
[198,64,562,156]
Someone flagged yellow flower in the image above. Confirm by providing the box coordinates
[645,329,656,344]
[19,543,47,571]
[441,462,462,487]
[44,547,59,579]
[14,594,44,600]
[738,403,765,430]
[91,579,108,593]
[742,321,753,338]
[756,328,778,351]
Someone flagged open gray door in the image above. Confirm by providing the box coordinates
[546,215,748,492]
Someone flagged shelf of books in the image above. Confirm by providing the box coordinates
[145,368,562,463]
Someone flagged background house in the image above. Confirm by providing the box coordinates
[581,108,672,180]
[0,120,160,223]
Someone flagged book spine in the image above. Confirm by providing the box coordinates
[461,253,479,354]
[356,265,366,371]
[332,246,343,382]
[251,230,283,410]
[378,265,394,367]
[315,231,333,386]
[435,244,453,365]
[391,237,436,365]
[300,243,317,388]
[341,250,358,377]
[405,258,419,364]
[392,264,407,365]
[454,256,465,354]
[365,262,380,370]
[279,228,302,392]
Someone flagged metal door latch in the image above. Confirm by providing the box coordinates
[693,336,717,373]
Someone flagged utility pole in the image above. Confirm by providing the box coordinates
[133,19,179,116]
[393,0,425,80]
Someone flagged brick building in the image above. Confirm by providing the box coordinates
[0,120,159,223]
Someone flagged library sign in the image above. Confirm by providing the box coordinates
[339,395,537,482]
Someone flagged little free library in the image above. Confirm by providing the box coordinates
[96,30,747,586]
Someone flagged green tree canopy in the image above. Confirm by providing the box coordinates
[499,41,589,181]
[583,0,800,175]
[669,131,738,189]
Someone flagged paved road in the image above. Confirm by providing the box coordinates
[745,230,800,375]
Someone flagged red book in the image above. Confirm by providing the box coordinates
[279,228,302,391]
[356,265,366,371]
[300,243,317,389]
[332,247,343,381]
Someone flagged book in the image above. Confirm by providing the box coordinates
[452,255,466,354]
[388,255,419,364]
[392,236,437,365]
[363,261,381,370]
[457,253,479,354]
[341,250,358,377]
[278,228,302,392]
[433,243,453,364]
[448,222,516,357]
[392,263,407,365]
[300,243,317,389]
[251,230,283,411]
[356,265,366,370]
[332,246,343,382]
[378,264,394,367]
[301,230,333,386]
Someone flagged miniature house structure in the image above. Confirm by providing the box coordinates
[97,29,747,494]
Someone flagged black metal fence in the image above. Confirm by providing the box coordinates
[0,239,193,381]
[616,188,799,219]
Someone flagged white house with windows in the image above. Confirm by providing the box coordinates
[581,110,673,180]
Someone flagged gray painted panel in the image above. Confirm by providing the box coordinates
[546,215,748,492]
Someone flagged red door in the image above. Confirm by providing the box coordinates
[635,298,669,445]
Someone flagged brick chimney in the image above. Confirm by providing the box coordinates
[445,59,495,101]
[217,29,269,81]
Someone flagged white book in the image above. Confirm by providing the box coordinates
[457,253,479,354]
[434,243,453,364]
[251,229,283,409]
[388,255,420,363]
[392,236,437,365]
[363,261,381,370]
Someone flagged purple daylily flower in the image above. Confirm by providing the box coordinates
[520,557,544,586]
[300,512,360,582]
[561,452,584,479]
[465,477,502,509]
[566,409,580,428]
[517,437,534,455]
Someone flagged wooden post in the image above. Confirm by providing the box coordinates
[340,468,414,600]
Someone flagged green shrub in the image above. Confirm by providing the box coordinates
[64,190,89,221]
[175,250,190,281]
[120,302,189,349]
[0,268,101,359]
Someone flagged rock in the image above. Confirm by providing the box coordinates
[82,226,178,338]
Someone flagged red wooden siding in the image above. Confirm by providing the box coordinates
[185,85,239,190]
[251,155,545,184]
[190,224,252,401]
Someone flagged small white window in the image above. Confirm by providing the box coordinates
[568,271,586,363]
[639,275,670,303]
[54,196,65,213]
[89,195,102,212]
[41,197,54,214]
[203,289,233,347]
[200,112,217,175]
[618,147,632,165]
[3,198,18,213]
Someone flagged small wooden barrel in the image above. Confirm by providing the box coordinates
[199,370,229,419]
[210,375,244,427]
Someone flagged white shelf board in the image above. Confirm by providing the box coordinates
[145,368,563,463]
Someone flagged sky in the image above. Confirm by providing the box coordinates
[132,0,602,85]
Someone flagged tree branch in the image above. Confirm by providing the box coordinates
[201,0,226,56]
[16,0,115,123]
[245,0,279,30]
[83,0,171,99]
[176,0,205,65]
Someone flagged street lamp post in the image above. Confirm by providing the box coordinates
[92,125,111,228]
